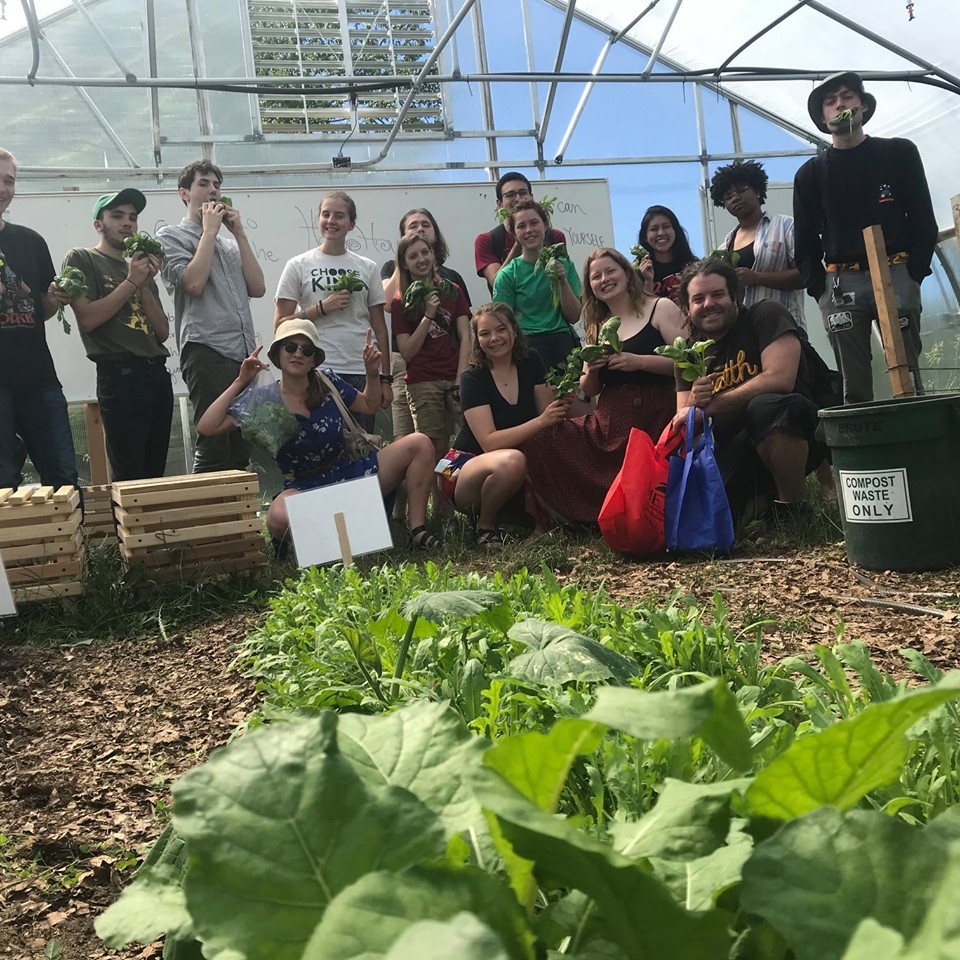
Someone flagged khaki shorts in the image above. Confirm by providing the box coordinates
[390,352,414,437]
[406,379,461,442]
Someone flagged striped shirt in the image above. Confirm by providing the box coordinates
[724,213,806,329]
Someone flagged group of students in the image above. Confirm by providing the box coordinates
[0,70,938,556]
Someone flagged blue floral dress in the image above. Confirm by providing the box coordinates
[230,371,379,491]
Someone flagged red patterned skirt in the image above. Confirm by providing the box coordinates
[521,381,676,528]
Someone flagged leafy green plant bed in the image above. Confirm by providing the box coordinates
[95,565,960,959]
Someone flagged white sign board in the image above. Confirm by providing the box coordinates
[839,468,913,523]
[0,555,16,617]
[10,179,614,401]
[286,475,392,566]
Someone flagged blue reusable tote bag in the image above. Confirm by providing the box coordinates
[665,407,735,554]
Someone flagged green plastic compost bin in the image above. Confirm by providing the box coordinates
[819,394,960,571]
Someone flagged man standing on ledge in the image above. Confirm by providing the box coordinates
[62,189,172,481]
[474,172,566,294]
[793,71,937,404]
[158,160,266,473]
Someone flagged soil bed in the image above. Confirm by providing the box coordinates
[1,546,956,958]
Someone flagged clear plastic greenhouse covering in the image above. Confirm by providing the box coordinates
[565,0,960,228]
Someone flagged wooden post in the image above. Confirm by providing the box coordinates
[861,225,915,399]
[83,401,111,485]
[333,511,353,567]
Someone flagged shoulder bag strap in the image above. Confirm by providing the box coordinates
[315,370,365,434]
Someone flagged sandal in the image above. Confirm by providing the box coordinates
[476,527,510,549]
[409,524,443,550]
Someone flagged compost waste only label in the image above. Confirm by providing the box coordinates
[839,469,913,523]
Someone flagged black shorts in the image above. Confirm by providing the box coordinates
[715,392,826,520]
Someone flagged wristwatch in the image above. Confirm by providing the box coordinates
[576,388,592,402]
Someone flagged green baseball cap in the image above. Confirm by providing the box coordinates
[92,188,147,220]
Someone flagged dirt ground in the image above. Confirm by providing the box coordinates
[1,546,957,959]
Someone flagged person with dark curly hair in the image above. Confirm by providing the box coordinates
[635,205,697,305]
[710,160,805,328]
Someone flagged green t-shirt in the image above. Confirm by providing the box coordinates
[491,254,582,337]
[62,247,168,361]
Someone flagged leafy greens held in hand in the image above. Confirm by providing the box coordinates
[123,233,166,262]
[533,243,569,309]
[496,194,557,224]
[548,319,623,395]
[630,243,649,266]
[404,278,455,312]
[655,336,717,382]
[53,266,87,334]
[708,248,740,268]
[239,402,301,457]
[326,270,367,293]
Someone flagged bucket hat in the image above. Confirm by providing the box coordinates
[808,71,876,134]
[268,318,325,367]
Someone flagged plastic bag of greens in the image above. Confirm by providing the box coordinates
[228,372,301,457]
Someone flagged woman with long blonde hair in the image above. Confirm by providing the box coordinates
[521,246,688,526]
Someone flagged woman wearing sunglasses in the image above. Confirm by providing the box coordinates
[197,318,438,550]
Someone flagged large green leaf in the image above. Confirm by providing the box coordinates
[338,700,488,837]
[172,713,446,960]
[301,865,534,960]
[473,767,731,960]
[483,719,605,911]
[585,681,752,771]
[538,891,628,960]
[745,672,960,819]
[611,779,751,862]
[383,913,510,960]
[402,589,505,622]
[506,620,636,686]
[484,718,605,811]
[839,920,905,960]
[650,822,753,911]
[95,865,192,949]
[741,807,960,960]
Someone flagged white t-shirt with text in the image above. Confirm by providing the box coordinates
[275,249,386,375]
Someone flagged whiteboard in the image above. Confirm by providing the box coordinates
[11,180,614,401]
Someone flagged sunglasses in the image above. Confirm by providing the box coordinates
[281,341,320,358]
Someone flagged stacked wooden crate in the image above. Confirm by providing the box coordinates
[82,483,117,541]
[0,486,84,604]
[112,470,265,582]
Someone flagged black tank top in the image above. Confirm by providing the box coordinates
[600,301,669,389]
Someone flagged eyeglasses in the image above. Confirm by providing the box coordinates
[722,186,751,203]
[501,188,531,201]
[281,341,320,358]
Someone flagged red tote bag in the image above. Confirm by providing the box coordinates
[598,426,683,556]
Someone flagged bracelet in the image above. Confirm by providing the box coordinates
[123,278,139,291]
[379,374,394,384]
[317,301,326,316]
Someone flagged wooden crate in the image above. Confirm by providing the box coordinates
[112,471,265,582]
[0,486,84,604]
[82,483,117,541]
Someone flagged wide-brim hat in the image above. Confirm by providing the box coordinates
[807,71,877,134]
[92,188,147,220]
[268,318,325,367]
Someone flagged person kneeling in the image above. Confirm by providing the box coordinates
[673,258,826,524]
[438,302,574,547]
[197,318,439,551]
